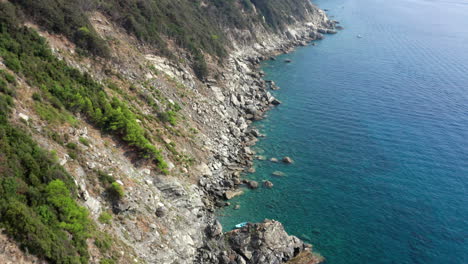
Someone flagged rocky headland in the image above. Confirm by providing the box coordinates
[0,0,338,263]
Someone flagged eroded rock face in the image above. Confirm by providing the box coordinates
[197,220,321,264]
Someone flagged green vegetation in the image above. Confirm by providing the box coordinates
[5,0,313,80]
[96,170,124,201]
[107,182,124,200]
[10,0,109,57]
[98,212,112,225]
[159,110,177,126]
[79,137,91,146]
[100,259,116,264]
[0,3,167,171]
[0,71,91,263]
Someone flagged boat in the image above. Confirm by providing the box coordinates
[235,222,248,228]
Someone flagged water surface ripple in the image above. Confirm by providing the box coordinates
[219,0,468,263]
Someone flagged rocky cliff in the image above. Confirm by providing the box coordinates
[0,0,336,263]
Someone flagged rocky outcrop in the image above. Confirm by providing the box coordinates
[6,1,335,263]
[197,220,322,264]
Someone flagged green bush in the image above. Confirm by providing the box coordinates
[0,95,91,263]
[98,212,112,224]
[0,4,167,168]
[100,258,116,264]
[107,182,124,200]
[158,110,177,126]
[79,137,90,147]
[32,92,42,101]
[97,170,115,185]
[66,142,78,149]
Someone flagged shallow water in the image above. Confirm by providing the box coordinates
[218,0,468,263]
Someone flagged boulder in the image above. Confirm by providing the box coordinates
[263,180,274,188]
[155,206,167,217]
[272,171,285,177]
[18,113,29,122]
[282,156,294,164]
[270,158,279,163]
[318,28,327,34]
[247,181,259,189]
[271,98,282,105]
[224,189,244,200]
[206,220,223,238]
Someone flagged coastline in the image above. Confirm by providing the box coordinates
[195,7,338,263]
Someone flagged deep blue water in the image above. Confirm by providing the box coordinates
[218,0,468,263]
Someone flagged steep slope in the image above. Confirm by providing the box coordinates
[0,0,335,263]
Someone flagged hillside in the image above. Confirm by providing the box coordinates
[0,0,335,263]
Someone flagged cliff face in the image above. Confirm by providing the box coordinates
[0,1,334,263]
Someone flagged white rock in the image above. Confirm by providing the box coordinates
[18,113,29,122]
[196,163,212,177]
[210,86,225,102]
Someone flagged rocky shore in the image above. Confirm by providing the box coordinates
[5,2,338,263]
[191,10,338,264]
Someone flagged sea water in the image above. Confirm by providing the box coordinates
[219,0,468,263]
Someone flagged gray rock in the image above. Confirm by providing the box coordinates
[155,206,167,217]
[199,220,320,264]
[272,171,285,177]
[271,98,282,105]
[225,189,244,200]
[282,156,294,164]
[206,220,223,238]
[270,158,279,163]
[247,181,259,189]
[263,181,274,188]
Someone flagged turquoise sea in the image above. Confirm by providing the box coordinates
[218,0,468,263]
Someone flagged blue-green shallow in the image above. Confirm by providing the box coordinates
[217,0,468,263]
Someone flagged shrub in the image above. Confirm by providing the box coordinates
[0,6,167,168]
[32,92,42,101]
[79,137,90,146]
[107,182,124,200]
[98,212,112,224]
[66,142,78,149]
[158,110,177,126]
[100,258,116,264]
[97,170,115,185]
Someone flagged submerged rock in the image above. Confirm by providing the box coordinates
[247,180,259,189]
[282,156,294,164]
[263,180,274,188]
[272,171,286,177]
